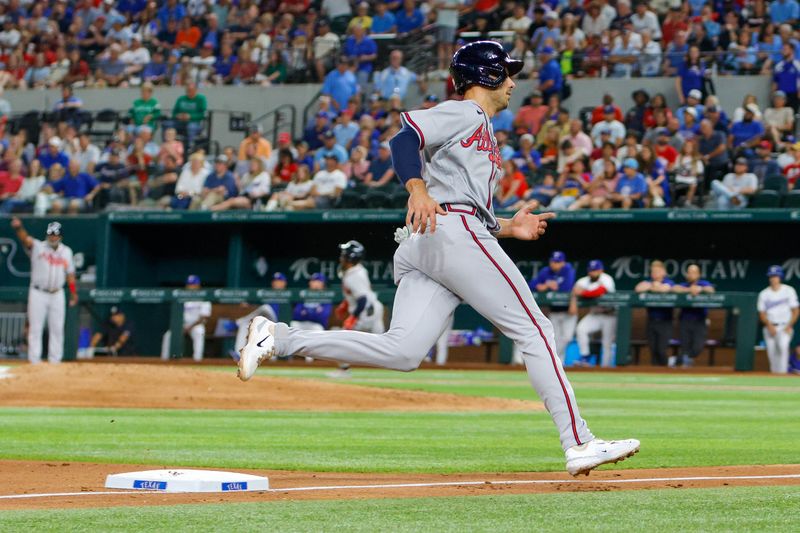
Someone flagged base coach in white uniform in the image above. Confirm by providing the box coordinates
[10,217,77,364]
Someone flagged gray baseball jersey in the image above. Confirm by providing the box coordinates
[29,239,75,290]
[402,100,502,231]
[273,98,596,452]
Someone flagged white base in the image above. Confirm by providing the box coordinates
[105,469,269,493]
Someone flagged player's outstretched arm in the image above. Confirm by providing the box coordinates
[9,217,33,249]
[496,202,555,241]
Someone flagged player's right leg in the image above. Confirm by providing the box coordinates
[46,292,66,363]
[26,290,47,364]
[433,212,637,474]
[238,270,460,380]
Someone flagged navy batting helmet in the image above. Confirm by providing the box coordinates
[450,40,523,95]
[339,240,365,262]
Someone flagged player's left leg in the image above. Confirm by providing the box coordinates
[268,270,460,372]
[435,314,455,365]
[435,214,637,474]
[777,329,793,374]
[600,315,617,367]
[763,328,780,372]
[46,292,66,363]
[190,324,205,362]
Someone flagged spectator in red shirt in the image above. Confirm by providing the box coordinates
[513,90,549,135]
[495,160,529,209]
[62,48,90,87]
[661,6,689,46]
[654,129,679,170]
[783,142,800,189]
[175,17,202,49]
[591,94,623,125]
[0,158,23,199]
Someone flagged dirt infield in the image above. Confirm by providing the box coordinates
[0,461,799,510]
[0,363,542,412]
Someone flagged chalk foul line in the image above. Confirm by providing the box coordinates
[1,474,800,500]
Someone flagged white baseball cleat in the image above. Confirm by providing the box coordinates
[237,316,275,381]
[565,438,640,476]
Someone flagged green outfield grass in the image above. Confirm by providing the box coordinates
[1,370,798,473]
[1,486,797,532]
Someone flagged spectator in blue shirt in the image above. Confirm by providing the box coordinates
[38,137,70,171]
[142,48,168,85]
[531,11,561,52]
[333,110,360,149]
[673,264,715,368]
[395,0,425,34]
[365,142,394,187]
[213,43,237,85]
[773,43,800,112]
[342,25,378,89]
[769,0,799,24]
[199,155,238,209]
[530,250,577,362]
[48,160,99,214]
[374,49,419,101]
[492,108,514,133]
[511,133,542,175]
[676,48,708,104]
[304,112,331,151]
[663,31,689,76]
[610,158,648,208]
[537,46,562,102]
[729,105,766,155]
[313,131,349,171]
[322,56,359,111]
[371,1,397,33]
[158,0,186,29]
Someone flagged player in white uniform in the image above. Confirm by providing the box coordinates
[237,41,639,476]
[757,265,799,374]
[161,275,211,361]
[10,218,77,364]
[572,260,617,367]
[330,240,385,377]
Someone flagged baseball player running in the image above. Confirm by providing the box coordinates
[757,265,799,374]
[572,260,617,367]
[10,218,77,364]
[531,251,577,362]
[161,275,211,361]
[330,240,385,378]
[238,41,639,475]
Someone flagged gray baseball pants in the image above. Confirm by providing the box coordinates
[274,209,594,450]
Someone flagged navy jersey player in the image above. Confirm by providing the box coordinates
[530,250,577,363]
[237,41,639,476]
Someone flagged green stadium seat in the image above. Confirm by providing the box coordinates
[762,174,788,195]
[749,190,781,208]
[391,190,409,209]
[337,188,365,209]
[363,190,393,209]
[782,189,800,207]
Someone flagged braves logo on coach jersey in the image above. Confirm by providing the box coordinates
[460,124,502,168]
[37,250,69,269]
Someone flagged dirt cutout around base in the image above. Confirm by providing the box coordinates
[0,363,542,412]
[0,461,799,510]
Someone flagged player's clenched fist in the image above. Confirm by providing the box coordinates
[10,217,22,229]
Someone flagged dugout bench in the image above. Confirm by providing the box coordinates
[0,288,758,371]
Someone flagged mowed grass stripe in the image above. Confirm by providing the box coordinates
[0,486,797,532]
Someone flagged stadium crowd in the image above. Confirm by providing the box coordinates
[0,0,798,213]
